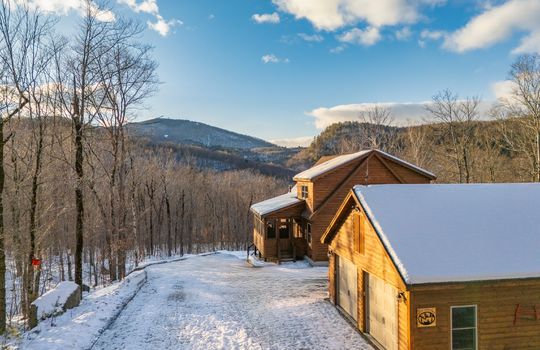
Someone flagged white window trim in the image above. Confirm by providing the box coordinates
[301,185,309,199]
[450,305,478,350]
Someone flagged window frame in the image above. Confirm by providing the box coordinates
[278,222,290,239]
[301,185,309,199]
[266,221,276,240]
[450,305,478,350]
[306,222,312,245]
[353,210,364,254]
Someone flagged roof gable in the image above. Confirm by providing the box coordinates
[293,149,436,182]
[353,183,540,284]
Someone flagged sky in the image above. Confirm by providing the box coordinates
[25,0,540,146]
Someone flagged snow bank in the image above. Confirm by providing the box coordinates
[31,281,79,321]
[19,270,147,350]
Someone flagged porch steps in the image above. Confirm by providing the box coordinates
[278,253,295,263]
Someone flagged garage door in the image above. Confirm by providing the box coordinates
[337,256,357,320]
[368,273,398,350]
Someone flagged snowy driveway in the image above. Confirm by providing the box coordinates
[91,253,373,350]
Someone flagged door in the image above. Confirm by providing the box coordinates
[337,256,358,320]
[367,273,398,350]
[278,222,292,256]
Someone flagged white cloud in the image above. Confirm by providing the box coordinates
[24,0,180,34]
[118,0,158,15]
[262,54,279,64]
[252,12,280,24]
[147,15,182,37]
[298,33,324,42]
[25,0,83,15]
[330,45,345,54]
[513,29,540,54]
[395,27,412,41]
[270,136,314,147]
[417,29,446,47]
[443,0,540,53]
[309,100,495,129]
[308,102,432,129]
[261,54,289,64]
[25,0,115,21]
[118,0,181,36]
[420,29,445,40]
[491,80,517,100]
[338,27,381,46]
[272,0,434,31]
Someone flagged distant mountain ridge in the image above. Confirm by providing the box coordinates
[128,118,275,150]
[127,117,305,178]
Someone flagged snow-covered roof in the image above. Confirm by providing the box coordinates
[251,186,304,217]
[354,183,540,284]
[374,149,436,179]
[293,149,436,181]
[294,150,371,180]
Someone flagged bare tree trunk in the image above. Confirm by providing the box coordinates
[73,95,85,290]
[0,119,7,333]
[26,115,44,313]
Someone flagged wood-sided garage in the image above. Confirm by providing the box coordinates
[322,183,540,350]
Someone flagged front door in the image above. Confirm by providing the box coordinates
[337,256,358,320]
[367,273,398,350]
[278,222,292,256]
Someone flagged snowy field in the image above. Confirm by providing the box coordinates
[20,252,373,350]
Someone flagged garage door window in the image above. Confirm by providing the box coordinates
[451,305,477,350]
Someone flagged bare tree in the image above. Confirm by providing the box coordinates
[496,54,540,182]
[426,89,480,183]
[53,0,119,290]
[92,23,158,279]
[0,0,40,332]
[358,105,402,153]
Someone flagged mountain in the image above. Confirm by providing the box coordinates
[128,118,275,150]
[128,117,305,178]
[286,121,404,169]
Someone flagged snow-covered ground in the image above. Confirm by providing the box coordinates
[93,252,372,350]
[17,252,373,350]
[19,270,147,350]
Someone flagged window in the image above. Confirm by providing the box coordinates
[451,306,477,350]
[266,222,276,239]
[353,211,364,254]
[301,185,309,199]
[279,224,289,239]
[306,223,312,245]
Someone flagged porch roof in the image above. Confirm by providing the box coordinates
[250,186,304,218]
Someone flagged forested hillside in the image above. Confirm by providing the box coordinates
[0,2,289,331]
[290,85,540,184]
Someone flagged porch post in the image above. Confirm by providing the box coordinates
[276,218,280,263]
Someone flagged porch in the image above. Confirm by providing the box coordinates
[250,189,307,263]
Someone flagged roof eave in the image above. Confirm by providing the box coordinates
[250,200,305,219]
[351,189,411,286]
[293,151,371,182]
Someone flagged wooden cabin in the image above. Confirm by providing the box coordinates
[322,183,540,350]
[250,149,436,264]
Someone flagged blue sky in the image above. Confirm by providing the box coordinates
[31,0,540,145]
